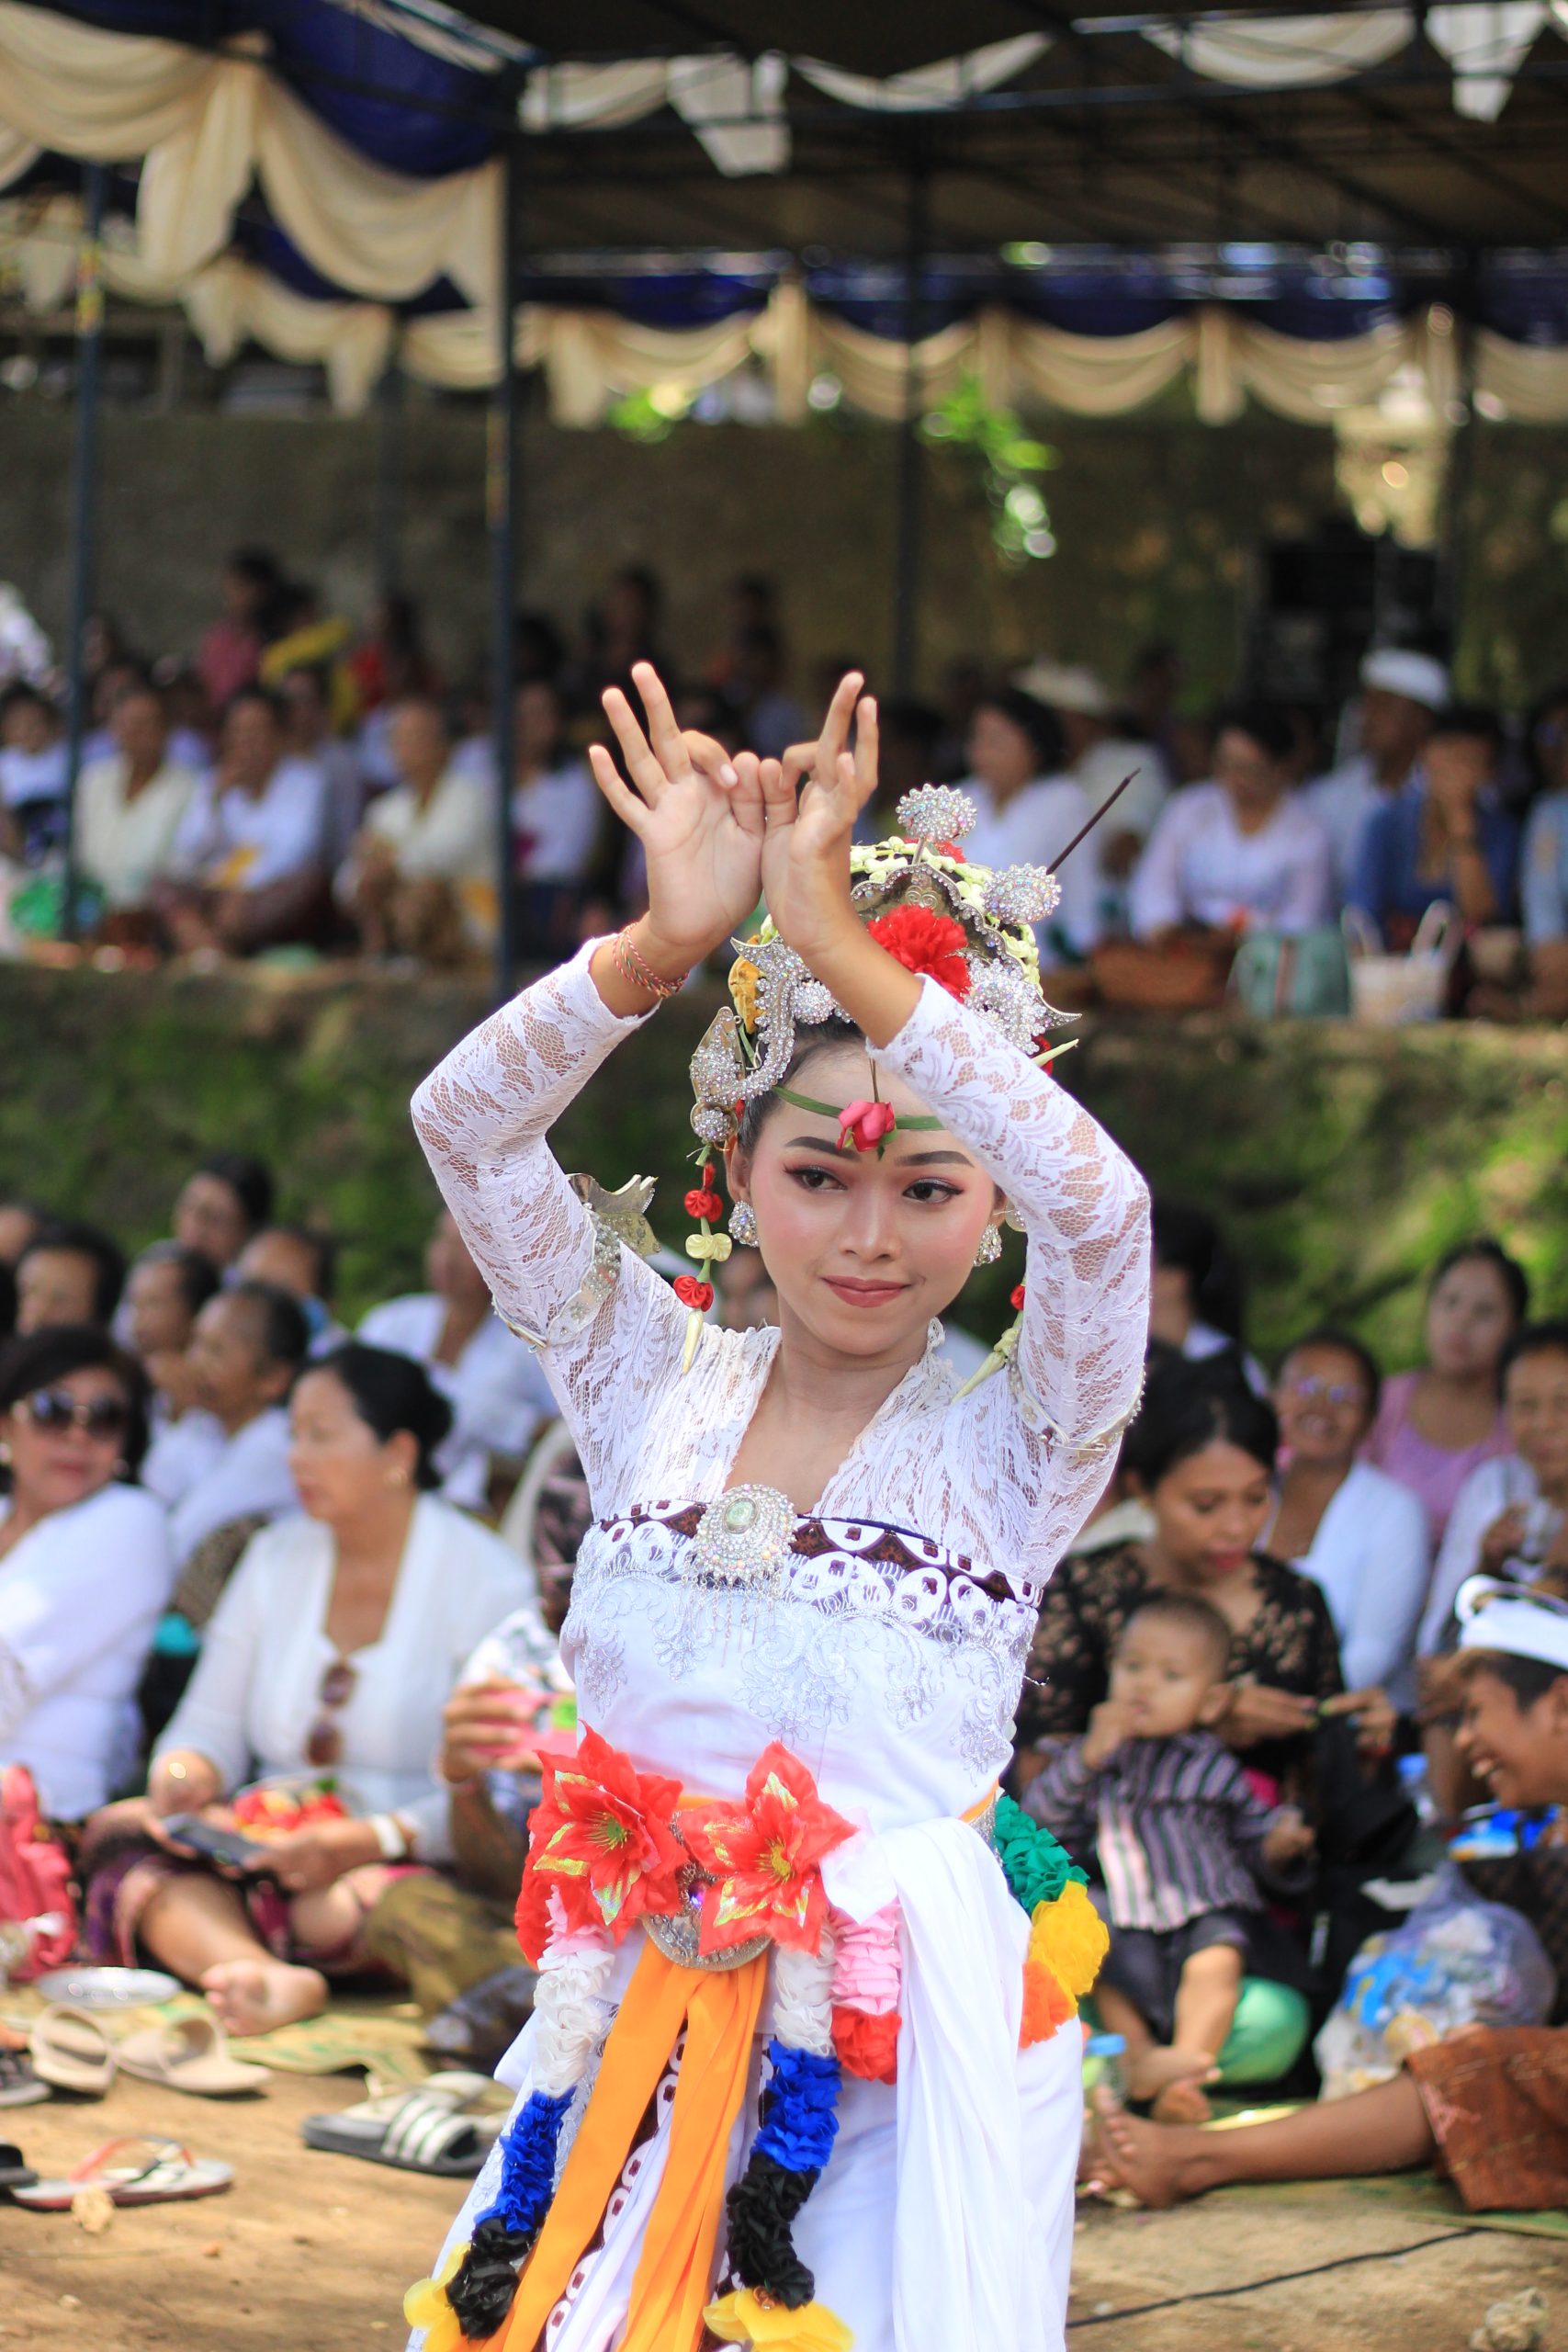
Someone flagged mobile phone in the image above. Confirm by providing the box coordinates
[161,1815,278,1875]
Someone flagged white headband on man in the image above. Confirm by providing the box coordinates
[1456,1576,1568,1673]
[1359,648,1450,712]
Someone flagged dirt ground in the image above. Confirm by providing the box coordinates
[0,2069,1562,2352]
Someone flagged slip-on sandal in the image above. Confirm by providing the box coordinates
[10,2134,232,2210]
[29,2007,117,2098]
[299,2071,503,2177]
[0,2141,39,2188]
[0,2043,49,2109]
[116,2012,269,2098]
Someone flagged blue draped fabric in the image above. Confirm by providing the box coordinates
[24,1,511,175]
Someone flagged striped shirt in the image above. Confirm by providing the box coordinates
[1028,1729,1298,1932]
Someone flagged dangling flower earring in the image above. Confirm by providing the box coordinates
[973,1224,1003,1267]
[728,1202,759,1248]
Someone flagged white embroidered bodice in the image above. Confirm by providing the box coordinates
[412,941,1150,1827]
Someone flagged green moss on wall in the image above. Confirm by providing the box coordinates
[4,967,1564,1371]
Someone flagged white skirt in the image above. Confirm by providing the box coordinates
[411,1819,1082,2352]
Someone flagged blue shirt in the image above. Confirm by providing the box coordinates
[1521,790,1568,944]
[1348,779,1518,945]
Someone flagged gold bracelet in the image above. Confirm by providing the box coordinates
[611,925,689,1003]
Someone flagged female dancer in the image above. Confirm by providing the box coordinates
[405,666,1150,2352]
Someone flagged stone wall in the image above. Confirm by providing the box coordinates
[6,392,1563,707]
[5,958,1565,1372]
[1,396,1335,703]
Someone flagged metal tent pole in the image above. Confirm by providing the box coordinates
[891,157,931,700]
[373,335,404,605]
[62,160,107,944]
[490,130,523,1003]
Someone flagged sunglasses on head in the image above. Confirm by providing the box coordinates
[19,1387,130,1441]
[306,1657,358,1770]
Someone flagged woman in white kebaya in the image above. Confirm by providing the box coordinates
[407,667,1150,2352]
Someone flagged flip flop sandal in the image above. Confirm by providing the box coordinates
[300,2073,503,2177]
[116,2012,270,2098]
[0,2142,39,2189]
[29,2007,117,2098]
[10,2134,232,2211]
[0,2045,50,2109]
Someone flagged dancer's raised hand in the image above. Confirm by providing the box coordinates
[761,670,879,967]
[588,662,763,970]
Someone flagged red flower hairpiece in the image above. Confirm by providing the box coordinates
[866,906,972,1001]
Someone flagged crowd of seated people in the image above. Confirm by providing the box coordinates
[2,555,1564,1021]
[0,1117,1557,2200]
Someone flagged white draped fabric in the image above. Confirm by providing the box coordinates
[1145,11,1414,85]
[0,2,501,305]
[5,192,1568,429]
[0,0,1556,324]
[793,34,1052,113]
[1427,2,1551,119]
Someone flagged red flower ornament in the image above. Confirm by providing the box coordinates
[673,1274,715,1312]
[866,906,972,1001]
[836,1099,897,1155]
[682,1743,854,1956]
[515,1727,684,1963]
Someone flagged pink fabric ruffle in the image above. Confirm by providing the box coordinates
[830,1902,902,2016]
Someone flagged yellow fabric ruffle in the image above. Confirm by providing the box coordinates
[403,2242,468,2352]
[704,2285,854,2350]
[1026,1876,1108,2004]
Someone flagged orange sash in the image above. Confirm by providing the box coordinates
[494,1939,766,2352]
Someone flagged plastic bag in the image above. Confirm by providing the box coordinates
[1314,1861,1557,2100]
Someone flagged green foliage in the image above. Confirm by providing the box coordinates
[3,968,1565,1373]
[607,386,692,444]
[921,372,1060,568]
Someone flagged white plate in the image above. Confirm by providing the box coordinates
[33,1966,181,2010]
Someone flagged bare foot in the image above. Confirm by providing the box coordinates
[1151,2075,1213,2125]
[201,1959,328,2037]
[1122,2042,1213,2106]
[1089,2087,1211,2208]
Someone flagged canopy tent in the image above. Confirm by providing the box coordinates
[3,2,1568,362]
[5,0,1568,990]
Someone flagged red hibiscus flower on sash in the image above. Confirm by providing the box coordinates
[682,1744,854,1956]
[515,1726,684,1963]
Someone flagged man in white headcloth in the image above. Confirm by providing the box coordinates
[1305,649,1450,905]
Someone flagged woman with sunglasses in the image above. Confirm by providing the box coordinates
[0,1325,171,1821]
[81,1343,531,2035]
[1269,1329,1429,1703]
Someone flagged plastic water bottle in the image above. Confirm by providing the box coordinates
[1083,2031,1128,2110]
[1397,1751,1436,1827]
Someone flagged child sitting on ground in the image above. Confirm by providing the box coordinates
[1028,1590,1315,2120]
[1087,1577,1568,2211]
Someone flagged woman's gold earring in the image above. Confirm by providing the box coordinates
[728,1203,759,1249]
[974,1225,1003,1267]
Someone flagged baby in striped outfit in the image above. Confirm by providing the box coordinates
[1029,1590,1315,2122]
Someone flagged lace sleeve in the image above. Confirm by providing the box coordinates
[874,977,1151,1527]
[410,941,688,1489]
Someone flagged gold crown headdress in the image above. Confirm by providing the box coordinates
[671,785,1075,1373]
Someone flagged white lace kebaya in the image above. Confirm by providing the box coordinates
[408,936,1149,2352]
